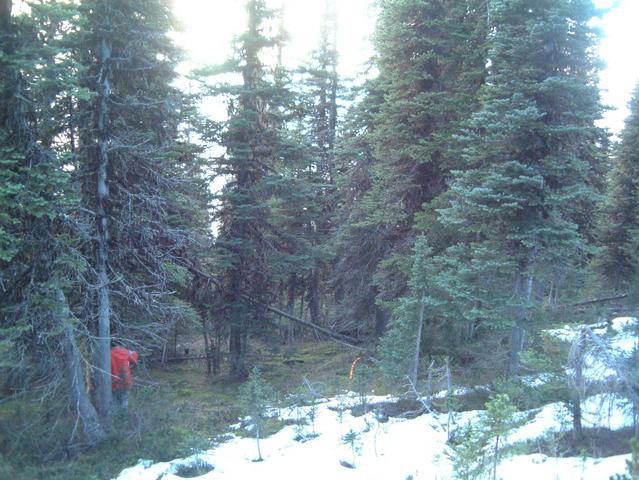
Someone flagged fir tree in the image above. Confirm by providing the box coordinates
[366,0,487,305]
[78,0,207,413]
[205,0,288,378]
[298,0,340,327]
[379,235,442,383]
[435,0,606,375]
[239,366,277,461]
[332,0,487,338]
[595,82,639,291]
[331,78,389,336]
[453,393,519,480]
[0,0,104,444]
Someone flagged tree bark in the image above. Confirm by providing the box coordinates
[570,328,586,441]
[202,316,212,374]
[94,17,113,418]
[308,270,320,325]
[262,302,359,345]
[58,289,104,445]
[411,297,426,386]
[507,325,526,377]
[287,274,297,344]
[507,275,532,377]
[229,322,248,379]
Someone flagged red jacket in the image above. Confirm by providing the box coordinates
[110,346,139,391]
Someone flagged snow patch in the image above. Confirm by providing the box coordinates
[114,392,633,480]
[114,317,637,479]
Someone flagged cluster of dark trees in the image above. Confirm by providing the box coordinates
[1,0,639,458]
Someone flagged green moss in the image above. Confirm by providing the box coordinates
[235,417,289,439]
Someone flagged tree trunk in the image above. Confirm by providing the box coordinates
[308,269,320,326]
[507,275,532,377]
[94,21,113,419]
[299,276,305,321]
[229,321,248,379]
[446,357,453,441]
[492,435,499,480]
[326,0,338,184]
[58,289,104,445]
[202,317,212,374]
[214,321,223,375]
[287,274,297,344]
[571,329,586,441]
[507,325,526,377]
[411,297,426,386]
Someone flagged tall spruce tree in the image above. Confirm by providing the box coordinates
[305,0,338,186]
[207,0,287,378]
[0,0,104,444]
[333,0,487,337]
[331,78,388,336]
[299,0,339,326]
[595,82,639,290]
[78,0,204,413]
[435,0,606,375]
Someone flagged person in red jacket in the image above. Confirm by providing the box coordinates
[111,343,139,410]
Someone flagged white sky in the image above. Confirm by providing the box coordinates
[594,0,639,134]
[171,0,638,135]
[171,0,375,80]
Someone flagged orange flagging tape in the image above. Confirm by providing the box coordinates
[349,356,362,381]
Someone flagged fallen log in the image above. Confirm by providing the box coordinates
[181,262,362,348]
[163,355,211,362]
[571,293,628,308]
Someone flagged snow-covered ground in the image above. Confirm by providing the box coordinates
[115,318,638,480]
[545,316,638,384]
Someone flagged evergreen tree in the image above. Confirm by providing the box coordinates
[369,0,487,300]
[239,366,276,461]
[453,393,519,480]
[78,0,207,412]
[435,0,606,375]
[205,0,288,378]
[304,0,339,186]
[331,78,388,336]
[379,235,441,383]
[301,0,339,327]
[0,0,104,444]
[332,0,487,337]
[595,82,639,290]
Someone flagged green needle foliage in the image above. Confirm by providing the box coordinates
[239,366,277,462]
[595,82,639,292]
[199,0,293,378]
[341,429,362,468]
[332,0,487,336]
[453,393,519,480]
[430,0,606,373]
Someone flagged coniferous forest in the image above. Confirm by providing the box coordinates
[1,0,639,478]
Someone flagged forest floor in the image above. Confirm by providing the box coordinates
[110,317,638,480]
[3,319,637,479]
[0,340,364,479]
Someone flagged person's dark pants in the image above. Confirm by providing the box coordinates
[113,389,129,411]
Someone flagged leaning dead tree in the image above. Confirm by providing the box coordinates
[569,324,639,439]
